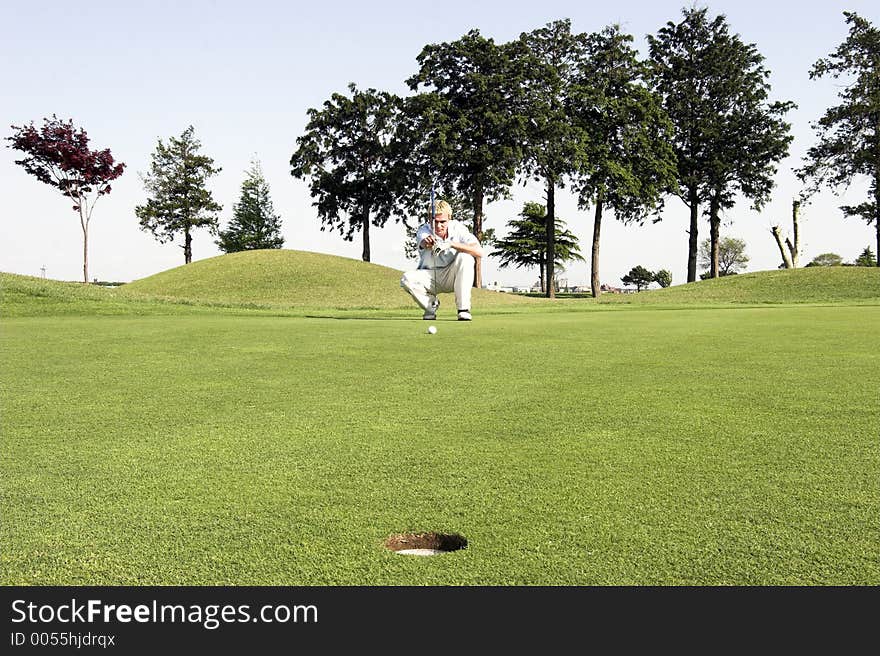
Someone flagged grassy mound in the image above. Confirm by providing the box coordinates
[4,257,878,318]
[0,272,180,317]
[123,249,535,310]
[599,266,880,305]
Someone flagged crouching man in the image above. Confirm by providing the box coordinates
[400,199,484,321]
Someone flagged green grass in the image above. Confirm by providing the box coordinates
[123,249,537,311]
[0,272,250,318]
[1,250,538,318]
[597,266,880,305]
[5,254,879,320]
[2,255,878,585]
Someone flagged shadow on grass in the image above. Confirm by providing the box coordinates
[303,314,419,321]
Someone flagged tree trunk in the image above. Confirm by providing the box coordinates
[791,200,800,267]
[472,188,484,288]
[687,185,699,283]
[545,177,556,299]
[591,192,603,298]
[81,214,89,283]
[771,226,793,268]
[876,218,880,267]
[539,259,545,294]
[876,215,880,267]
[362,209,371,262]
[709,192,721,278]
[771,199,801,269]
[184,228,193,264]
[874,176,880,266]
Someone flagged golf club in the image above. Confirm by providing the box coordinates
[429,178,438,315]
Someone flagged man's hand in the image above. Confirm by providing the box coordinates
[432,240,457,256]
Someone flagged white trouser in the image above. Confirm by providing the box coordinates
[400,253,475,311]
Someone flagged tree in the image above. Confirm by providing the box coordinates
[648,8,794,281]
[7,116,125,283]
[805,253,844,267]
[216,160,284,253]
[771,199,802,268]
[290,83,406,263]
[621,265,654,291]
[854,247,877,267]
[136,126,222,264]
[490,201,584,293]
[654,269,672,288]
[405,31,524,287]
[514,19,591,298]
[699,236,748,276]
[798,12,880,266]
[570,24,678,298]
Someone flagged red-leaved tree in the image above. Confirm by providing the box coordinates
[7,116,125,283]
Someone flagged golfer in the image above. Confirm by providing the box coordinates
[400,200,484,321]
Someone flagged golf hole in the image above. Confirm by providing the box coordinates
[385,532,467,556]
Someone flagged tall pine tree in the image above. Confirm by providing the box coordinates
[571,25,677,298]
[648,8,793,281]
[136,126,222,264]
[217,160,284,253]
[514,19,591,298]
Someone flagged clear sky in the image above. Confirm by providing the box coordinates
[2,0,878,287]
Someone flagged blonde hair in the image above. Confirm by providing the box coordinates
[433,200,452,218]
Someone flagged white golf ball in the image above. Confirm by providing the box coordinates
[427,326,437,334]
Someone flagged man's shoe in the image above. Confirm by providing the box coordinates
[457,310,472,321]
[423,297,440,320]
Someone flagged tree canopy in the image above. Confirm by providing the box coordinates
[571,24,677,297]
[290,83,406,262]
[405,30,524,286]
[621,265,654,291]
[216,160,284,253]
[798,12,880,265]
[805,253,845,267]
[648,8,794,281]
[853,247,877,267]
[699,236,749,276]
[653,269,672,288]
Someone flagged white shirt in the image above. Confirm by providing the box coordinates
[415,219,479,270]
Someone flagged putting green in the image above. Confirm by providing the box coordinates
[2,304,878,585]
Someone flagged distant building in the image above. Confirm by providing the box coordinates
[483,281,527,293]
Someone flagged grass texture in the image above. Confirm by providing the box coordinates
[1,254,878,584]
[123,249,536,311]
[597,266,880,306]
